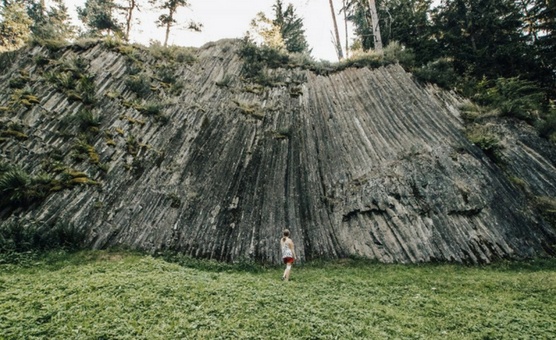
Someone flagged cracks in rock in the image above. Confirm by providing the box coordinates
[448,207,483,216]
[341,206,387,222]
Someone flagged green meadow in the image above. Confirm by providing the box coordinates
[1,251,555,339]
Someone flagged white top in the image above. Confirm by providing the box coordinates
[282,242,293,258]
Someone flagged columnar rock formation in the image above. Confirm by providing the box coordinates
[1,39,555,263]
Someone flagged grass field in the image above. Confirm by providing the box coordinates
[1,251,555,339]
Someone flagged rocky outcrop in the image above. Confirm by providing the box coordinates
[1,39,555,263]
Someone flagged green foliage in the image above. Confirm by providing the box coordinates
[155,64,177,84]
[413,58,461,89]
[77,75,97,105]
[77,0,123,37]
[125,74,152,97]
[75,109,102,132]
[28,0,76,43]
[138,102,163,117]
[465,124,503,162]
[0,252,555,338]
[0,167,53,207]
[534,196,556,229]
[8,74,29,89]
[473,77,543,122]
[0,2,33,52]
[536,107,556,142]
[238,39,291,84]
[271,0,310,53]
[147,42,197,64]
[0,219,84,255]
[0,49,18,73]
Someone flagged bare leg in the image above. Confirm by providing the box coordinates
[283,264,292,281]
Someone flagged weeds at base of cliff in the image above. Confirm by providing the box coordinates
[0,219,86,265]
[155,250,268,273]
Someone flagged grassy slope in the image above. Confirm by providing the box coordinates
[1,251,555,339]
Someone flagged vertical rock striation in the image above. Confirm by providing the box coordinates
[0,39,555,263]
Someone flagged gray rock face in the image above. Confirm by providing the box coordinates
[1,39,555,263]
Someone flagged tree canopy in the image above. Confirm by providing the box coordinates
[250,0,310,54]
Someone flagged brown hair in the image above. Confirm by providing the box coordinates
[282,229,290,242]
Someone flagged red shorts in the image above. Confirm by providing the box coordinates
[283,257,294,264]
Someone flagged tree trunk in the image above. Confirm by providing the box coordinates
[343,0,349,58]
[124,0,136,41]
[164,9,174,47]
[367,0,382,51]
[328,0,344,60]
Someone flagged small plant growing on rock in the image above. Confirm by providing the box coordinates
[125,74,152,97]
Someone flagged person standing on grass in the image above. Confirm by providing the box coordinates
[281,229,296,281]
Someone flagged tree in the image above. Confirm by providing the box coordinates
[273,0,310,53]
[28,0,75,41]
[249,0,310,54]
[0,1,32,52]
[249,12,286,50]
[328,0,344,59]
[378,0,438,63]
[367,0,383,51]
[78,0,123,37]
[344,0,383,51]
[433,0,527,79]
[149,0,201,47]
[121,0,139,41]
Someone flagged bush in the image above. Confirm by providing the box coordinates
[536,107,556,141]
[413,58,461,89]
[0,219,85,255]
[238,39,290,80]
[125,74,152,97]
[0,167,53,208]
[78,75,97,105]
[473,77,543,122]
[138,102,163,116]
[147,42,197,64]
[76,109,102,131]
[465,124,503,162]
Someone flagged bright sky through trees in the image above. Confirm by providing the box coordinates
[68,0,351,61]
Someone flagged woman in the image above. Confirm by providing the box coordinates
[280,229,296,281]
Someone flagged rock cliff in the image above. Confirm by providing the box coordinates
[1,39,555,263]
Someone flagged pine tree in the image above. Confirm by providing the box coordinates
[273,0,310,54]
[28,0,75,41]
[78,0,123,37]
[250,0,310,54]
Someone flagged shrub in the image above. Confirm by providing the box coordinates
[77,75,97,105]
[473,77,543,122]
[238,39,290,80]
[147,42,197,64]
[383,41,415,68]
[0,219,85,254]
[535,196,556,227]
[76,109,102,131]
[0,167,53,207]
[536,107,556,141]
[138,102,163,116]
[125,74,152,97]
[413,58,461,89]
[156,64,177,84]
[465,124,503,162]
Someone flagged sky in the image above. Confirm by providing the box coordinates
[66,0,352,61]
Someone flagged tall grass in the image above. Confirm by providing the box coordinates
[1,251,554,339]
